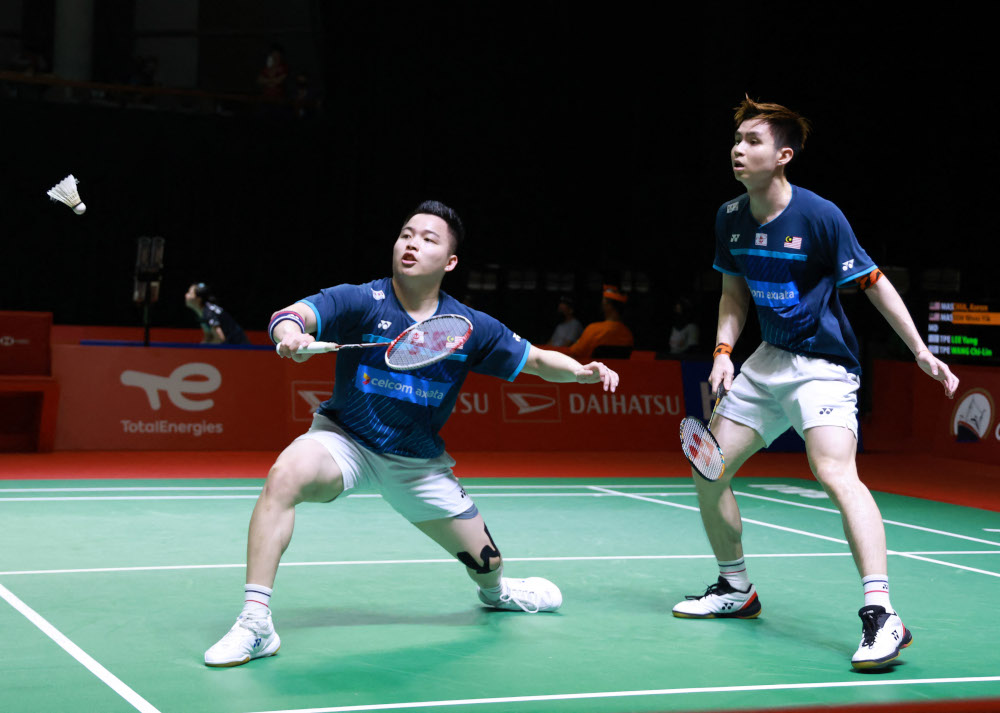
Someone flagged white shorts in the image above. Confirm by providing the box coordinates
[295,413,476,523]
[716,343,860,447]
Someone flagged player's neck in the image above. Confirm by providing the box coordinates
[391,276,441,321]
[746,175,792,226]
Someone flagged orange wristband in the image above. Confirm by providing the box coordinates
[713,343,733,358]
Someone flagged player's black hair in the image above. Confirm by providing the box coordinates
[734,95,812,159]
[193,282,215,303]
[404,200,465,254]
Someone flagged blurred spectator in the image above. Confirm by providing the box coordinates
[292,72,321,119]
[129,55,159,87]
[547,296,583,347]
[8,42,48,75]
[567,285,634,361]
[257,43,289,99]
[185,283,250,345]
[668,297,700,355]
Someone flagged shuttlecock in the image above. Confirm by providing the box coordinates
[47,174,86,215]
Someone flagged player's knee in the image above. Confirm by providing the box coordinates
[456,544,502,575]
[262,460,308,505]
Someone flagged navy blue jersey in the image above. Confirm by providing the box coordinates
[713,186,876,374]
[301,278,531,458]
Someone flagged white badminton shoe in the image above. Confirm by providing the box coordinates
[478,577,562,613]
[672,576,762,619]
[851,605,912,669]
[204,610,281,667]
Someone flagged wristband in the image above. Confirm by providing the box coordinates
[713,343,733,359]
[269,310,306,344]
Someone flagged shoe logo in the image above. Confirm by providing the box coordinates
[253,637,262,649]
[721,602,734,610]
[819,407,833,415]
[892,631,899,641]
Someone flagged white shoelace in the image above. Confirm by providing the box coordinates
[500,587,540,613]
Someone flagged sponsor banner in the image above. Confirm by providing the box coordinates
[51,345,681,451]
[442,360,685,451]
[53,345,332,450]
[908,361,1000,465]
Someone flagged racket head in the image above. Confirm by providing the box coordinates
[679,416,726,482]
[385,314,473,371]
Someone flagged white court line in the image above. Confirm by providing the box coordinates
[0,582,161,713]
[243,675,1000,713]
[986,529,1000,533]
[735,490,1000,548]
[6,551,998,578]
[0,483,693,493]
[0,492,697,503]
[589,486,1000,579]
[0,486,263,493]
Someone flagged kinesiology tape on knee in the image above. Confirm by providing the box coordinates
[456,524,501,574]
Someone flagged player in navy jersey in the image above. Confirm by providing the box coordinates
[205,200,620,667]
[671,98,959,670]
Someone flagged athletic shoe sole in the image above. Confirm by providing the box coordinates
[851,627,913,670]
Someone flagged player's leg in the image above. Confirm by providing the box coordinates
[415,512,561,613]
[673,414,765,619]
[804,426,911,668]
[205,426,348,667]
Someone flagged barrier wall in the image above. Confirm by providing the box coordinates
[52,344,686,451]
[47,341,1000,460]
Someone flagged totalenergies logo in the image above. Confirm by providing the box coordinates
[951,388,995,442]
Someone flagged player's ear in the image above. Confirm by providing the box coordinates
[444,254,458,273]
[777,147,794,166]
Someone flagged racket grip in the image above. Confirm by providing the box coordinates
[297,341,339,354]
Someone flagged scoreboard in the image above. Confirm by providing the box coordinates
[926,300,999,363]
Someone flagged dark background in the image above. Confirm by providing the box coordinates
[1,3,995,358]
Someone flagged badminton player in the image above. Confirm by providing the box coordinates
[205,200,620,667]
[671,98,959,670]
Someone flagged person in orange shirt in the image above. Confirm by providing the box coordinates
[567,285,634,361]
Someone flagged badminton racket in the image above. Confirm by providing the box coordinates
[294,314,473,371]
[679,385,727,482]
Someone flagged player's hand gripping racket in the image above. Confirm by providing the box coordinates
[296,314,473,371]
[679,385,727,482]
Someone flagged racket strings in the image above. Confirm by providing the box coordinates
[386,315,471,370]
[679,418,725,482]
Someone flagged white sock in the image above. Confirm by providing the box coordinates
[718,558,750,591]
[242,583,272,616]
[862,574,892,610]
[479,576,505,601]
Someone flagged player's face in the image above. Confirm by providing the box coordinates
[732,119,785,185]
[184,284,198,306]
[392,214,458,281]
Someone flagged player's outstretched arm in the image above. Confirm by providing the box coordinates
[709,275,751,394]
[521,346,619,392]
[270,302,319,362]
[864,277,959,398]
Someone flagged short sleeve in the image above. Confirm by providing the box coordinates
[713,203,742,276]
[468,310,531,382]
[826,207,877,286]
[299,284,367,343]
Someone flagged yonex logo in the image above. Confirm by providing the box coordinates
[378,320,392,330]
[819,407,833,415]
[513,333,522,342]
[372,289,385,300]
[121,363,222,411]
[842,259,855,271]
[253,637,262,649]
[731,233,740,242]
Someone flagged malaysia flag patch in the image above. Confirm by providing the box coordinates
[784,236,802,249]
